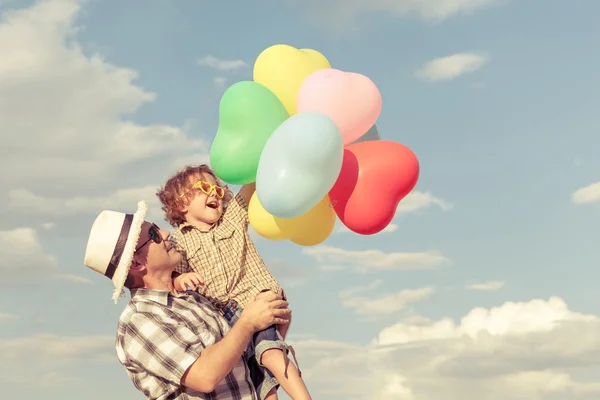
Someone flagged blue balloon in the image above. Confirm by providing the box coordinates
[256,111,344,219]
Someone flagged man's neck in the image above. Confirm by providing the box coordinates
[142,272,175,293]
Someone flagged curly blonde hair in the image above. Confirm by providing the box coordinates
[156,164,234,227]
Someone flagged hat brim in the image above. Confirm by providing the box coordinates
[111,201,147,303]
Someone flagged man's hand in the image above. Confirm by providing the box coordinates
[238,291,291,333]
[173,272,203,293]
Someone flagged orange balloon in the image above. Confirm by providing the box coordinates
[328,141,419,235]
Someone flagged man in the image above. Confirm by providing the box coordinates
[83,200,291,399]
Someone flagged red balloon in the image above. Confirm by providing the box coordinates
[328,140,419,235]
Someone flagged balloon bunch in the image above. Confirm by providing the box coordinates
[209,44,420,246]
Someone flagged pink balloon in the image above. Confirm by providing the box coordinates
[297,68,382,145]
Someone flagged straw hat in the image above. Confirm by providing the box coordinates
[84,201,147,303]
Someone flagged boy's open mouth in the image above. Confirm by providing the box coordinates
[206,200,218,209]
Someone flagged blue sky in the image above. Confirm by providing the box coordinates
[1,0,599,399]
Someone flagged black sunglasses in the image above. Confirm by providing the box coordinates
[135,223,162,252]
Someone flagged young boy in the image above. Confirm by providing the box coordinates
[156,164,312,400]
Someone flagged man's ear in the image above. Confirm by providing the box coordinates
[130,258,146,273]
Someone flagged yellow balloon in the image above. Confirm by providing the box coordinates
[253,44,331,115]
[282,195,336,246]
[248,193,290,240]
[248,193,336,246]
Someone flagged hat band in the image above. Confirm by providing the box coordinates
[105,214,133,279]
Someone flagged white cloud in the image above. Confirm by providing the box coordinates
[170,152,211,171]
[0,0,206,213]
[213,76,227,87]
[292,296,600,399]
[0,333,114,362]
[416,52,488,82]
[288,0,509,29]
[58,274,94,285]
[340,280,434,315]
[0,334,114,387]
[8,183,172,226]
[0,227,58,277]
[197,55,247,71]
[37,372,80,388]
[303,246,450,273]
[397,191,453,213]
[0,227,90,285]
[41,222,55,230]
[8,185,160,216]
[0,312,17,321]
[572,182,600,204]
[381,224,399,233]
[266,258,318,288]
[467,280,505,291]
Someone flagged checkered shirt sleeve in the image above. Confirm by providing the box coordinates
[224,193,249,227]
[117,311,203,389]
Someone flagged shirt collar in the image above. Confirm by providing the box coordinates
[179,221,215,233]
[178,219,234,239]
[129,287,192,306]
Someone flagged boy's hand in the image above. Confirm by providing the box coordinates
[173,272,203,293]
[239,183,256,207]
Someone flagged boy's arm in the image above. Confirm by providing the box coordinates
[238,183,255,207]
[223,184,254,228]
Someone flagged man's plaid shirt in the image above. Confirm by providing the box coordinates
[115,288,258,400]
[171,193,281,310]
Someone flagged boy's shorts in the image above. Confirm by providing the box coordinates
[222,294,300,400]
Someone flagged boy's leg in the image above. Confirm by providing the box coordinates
[261,349,309,400]
[255,326,312,400]
[224,300,280,400]
[247,330,280,400]
[264,388,278,400]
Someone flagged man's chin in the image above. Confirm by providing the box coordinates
[172,252,183,264]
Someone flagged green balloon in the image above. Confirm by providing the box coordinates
[210,81,289,185]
